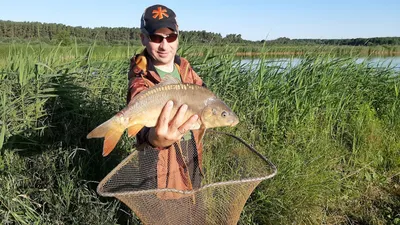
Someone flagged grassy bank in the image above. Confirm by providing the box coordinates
[0,43,399,224]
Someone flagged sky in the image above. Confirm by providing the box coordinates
[0,0,399,41]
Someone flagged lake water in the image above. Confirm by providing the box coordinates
[240,56,400,71]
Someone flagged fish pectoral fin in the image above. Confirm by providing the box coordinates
[197,126,207,177]
[103,129,124,157]
[198,127,207,145]
[127,124,144,137]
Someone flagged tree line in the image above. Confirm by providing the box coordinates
[1,20,399,46]
[264,37,400,46]
[0,20,251,45]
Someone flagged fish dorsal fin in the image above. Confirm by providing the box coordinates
[158,74,181,86]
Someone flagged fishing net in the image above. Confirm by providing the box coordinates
[97,130,277,225]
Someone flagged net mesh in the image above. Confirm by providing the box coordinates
[97,131,277,225]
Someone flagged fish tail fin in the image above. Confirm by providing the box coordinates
[87,118,126,156]
[102,129,124,156]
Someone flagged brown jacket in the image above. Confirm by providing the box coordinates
[127,50,205,198]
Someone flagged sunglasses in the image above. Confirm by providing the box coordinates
[147,33,178,43]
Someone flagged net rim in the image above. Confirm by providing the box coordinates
[97,131,278,197]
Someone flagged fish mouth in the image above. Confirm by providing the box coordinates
[230,118,239,127]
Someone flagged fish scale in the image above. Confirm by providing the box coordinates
[127,84,214,122]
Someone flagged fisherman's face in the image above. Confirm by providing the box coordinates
[141,28,179,66]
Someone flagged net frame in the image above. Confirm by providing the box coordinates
[97,131,277,224]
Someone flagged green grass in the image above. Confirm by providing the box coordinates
[0,43,399,224]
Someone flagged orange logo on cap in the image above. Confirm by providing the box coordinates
[152,7,169,20]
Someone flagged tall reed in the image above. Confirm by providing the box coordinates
[186,48,400,224]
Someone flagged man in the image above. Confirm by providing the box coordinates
[127,4,205,198]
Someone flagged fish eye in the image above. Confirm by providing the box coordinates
[221,111,227,117]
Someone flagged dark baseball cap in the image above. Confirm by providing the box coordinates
[140,4,179,34]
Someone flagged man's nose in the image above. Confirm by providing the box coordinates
[158,38,169,49]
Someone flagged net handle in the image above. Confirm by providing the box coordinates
[208,130,278,178]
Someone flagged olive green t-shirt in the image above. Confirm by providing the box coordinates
[155,65,192,141]
[155,65,181,82]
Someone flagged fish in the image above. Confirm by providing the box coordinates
[87,76,239,156]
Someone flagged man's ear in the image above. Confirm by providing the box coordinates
[140,33,146,45]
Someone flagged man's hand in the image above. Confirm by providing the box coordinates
[148,100,199,148]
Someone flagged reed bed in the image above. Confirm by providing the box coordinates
[0,43,399,224]
[1,43,399,65]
